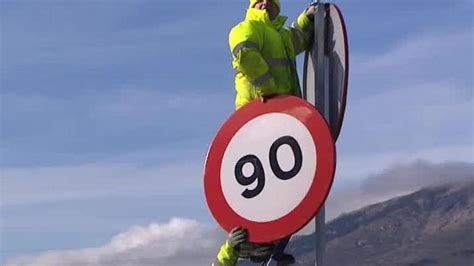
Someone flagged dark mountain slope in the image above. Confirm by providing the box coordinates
[285,182,474,266]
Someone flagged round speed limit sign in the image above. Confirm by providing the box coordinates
[204,96,335,243]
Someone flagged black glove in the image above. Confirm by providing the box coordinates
[227,227,248,251]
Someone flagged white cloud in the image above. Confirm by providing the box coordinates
[335,27,473,161]
[1,161,203,207]
[5,218,225,266]
[352,29,472,75]
[338,66,473,164]
[333,26,473,188]
[347,59,472,126]
[335,145,474,184]
[335,80,473,186]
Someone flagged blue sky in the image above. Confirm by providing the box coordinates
[1,0,473,265]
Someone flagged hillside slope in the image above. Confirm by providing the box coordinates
[285,182,474,265]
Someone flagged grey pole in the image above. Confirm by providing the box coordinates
[312,2,327,266]
[305,1,348,264]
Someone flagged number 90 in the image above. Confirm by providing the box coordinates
[234,136,303,199]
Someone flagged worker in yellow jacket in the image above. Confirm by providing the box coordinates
[229,0,316,109]
[213,1,317,265]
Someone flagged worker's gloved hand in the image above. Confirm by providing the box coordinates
[227,227,248,251]
[306,3,318,21]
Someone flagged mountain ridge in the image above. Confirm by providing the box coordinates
[283,181,474,265]
[238,182,474,265]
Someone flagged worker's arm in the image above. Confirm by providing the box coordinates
[290,6,316,55]
[211,227,248,266]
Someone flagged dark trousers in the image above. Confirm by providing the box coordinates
[263,236,291,265]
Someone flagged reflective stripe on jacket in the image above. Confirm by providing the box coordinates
[229,8,314,109]
[211,241,239,266]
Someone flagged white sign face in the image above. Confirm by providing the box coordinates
[204,96,336,243]
[220,113,317,222]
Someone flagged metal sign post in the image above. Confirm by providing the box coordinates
[303,1,349,265]
[313,3,327,266]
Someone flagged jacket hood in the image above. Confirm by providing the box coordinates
[249,0,281,12]
[245,8,287,30]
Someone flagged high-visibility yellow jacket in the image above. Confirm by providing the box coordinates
[211,241,239,266]
[229,8,314,109]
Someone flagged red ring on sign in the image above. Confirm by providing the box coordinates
[204,96,335,243]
